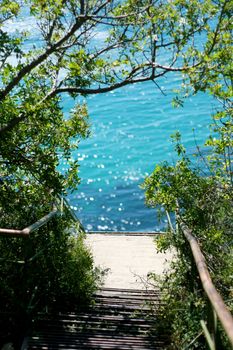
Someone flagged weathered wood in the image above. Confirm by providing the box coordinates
[179,220,233,348]
[0,209,59,237]
[25,288,169,350]
[89,231,165,236]
[0,228,25,236]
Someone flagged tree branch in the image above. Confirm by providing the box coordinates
[0,113,27,136]
[80,0,85,15]
[49,71,168,97]
[0,1,110,102]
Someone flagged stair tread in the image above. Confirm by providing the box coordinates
[25,288,169,350]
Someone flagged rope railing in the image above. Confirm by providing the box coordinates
[178,218,233,350]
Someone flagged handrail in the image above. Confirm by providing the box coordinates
[58,195,78,222]
[58,195,85,233]
[178,218,233,349]
[0,209,59,237]
[0,195,84,237]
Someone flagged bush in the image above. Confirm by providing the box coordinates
[142,124,233,349]
[0,205,101,347]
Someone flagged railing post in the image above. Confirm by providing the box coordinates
[207,300,217,350]
[60,196,64,215]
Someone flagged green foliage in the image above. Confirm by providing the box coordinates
[142,1,233,346]
[143,122,233,348]
[175,0,233,105]
[143,113,233,349]
[0,0,231,197]
[0,0,232,346]
[0,211,102,347]
[0,217,99,315]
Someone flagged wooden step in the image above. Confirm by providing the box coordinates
[25,288,168,350]
[88,231,164,236]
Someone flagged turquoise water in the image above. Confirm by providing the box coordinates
[63,77,216,232]
[5,12,217,232]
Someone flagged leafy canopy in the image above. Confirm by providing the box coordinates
[0,0,230,198]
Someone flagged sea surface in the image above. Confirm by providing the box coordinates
[63,78,217,232]
[6,11,218,232]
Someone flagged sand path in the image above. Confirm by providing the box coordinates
[85,233,172,289]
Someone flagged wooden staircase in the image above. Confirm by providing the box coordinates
[25,288,168,349]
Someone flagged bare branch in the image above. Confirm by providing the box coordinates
[77,4,151,20]
[152,79,166,96]
[49,70,168,97]
[80,0,85,15]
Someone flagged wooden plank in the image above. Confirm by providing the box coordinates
[88,231,165,236]
[26,288,168,350]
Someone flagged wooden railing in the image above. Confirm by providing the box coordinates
[0,209,59,237]
[179,219,233,350]
[58,195,85,233]
[0,196,84,237]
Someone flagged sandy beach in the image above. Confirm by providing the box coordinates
[85,233,173,289]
